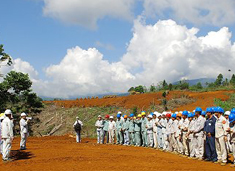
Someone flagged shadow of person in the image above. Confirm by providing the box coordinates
[10,150,34,161]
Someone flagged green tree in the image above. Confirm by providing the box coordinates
[0,44,12,66]
[150,85,156,92]
[230,74,235,85]
[168,83,173,91]
[215,73,223,86]
[196,82,203,89]
[128,87,135,92]
[162,80,168,90]
[134,85,144,93]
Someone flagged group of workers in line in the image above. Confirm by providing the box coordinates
[94,107,235,167]
[0,109,29,162]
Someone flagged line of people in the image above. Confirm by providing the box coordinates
[95,107,235,167]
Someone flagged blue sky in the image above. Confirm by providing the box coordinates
[1,0,235,98]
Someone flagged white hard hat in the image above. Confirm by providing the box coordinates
[162,111,167,115]
[110,116,114,119]
[148,114,153,118]
[76,116,79,119]
[153,111,158,115]
[98,115,102,118]
[117,111,122,114]
[21,113,27,117]
[224,111,231,116]
[4,109,12,115]
[175,112,179,114]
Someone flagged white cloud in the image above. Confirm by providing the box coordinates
[43,0,135,29]
[95,41,115,51]
[143,0,235,26]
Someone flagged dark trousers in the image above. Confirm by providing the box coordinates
[103,130,109,144]
[205,135,217,161]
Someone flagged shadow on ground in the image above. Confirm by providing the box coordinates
[10,150,34,161]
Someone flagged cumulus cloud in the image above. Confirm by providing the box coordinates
[143,0,235,26]
[43,0,135,29]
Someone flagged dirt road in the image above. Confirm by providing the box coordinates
[0,136,234,171]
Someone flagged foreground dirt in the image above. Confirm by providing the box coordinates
[0,136,234,171]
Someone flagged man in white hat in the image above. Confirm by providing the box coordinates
[95,115,104,144]
[1,109,14,161]
[0,114,5,154]
[20,113,29,150]
[225,111,232,153]
[73,116,83,143]
[146,114,154,147]
[108,116,116,144]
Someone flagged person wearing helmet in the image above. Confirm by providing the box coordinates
[95,115,104,144]
[181,110,189,157]
[108,116,116,144]
[115,114,123,145]
[160,113,167,151]
[146,115,154,148]
[170,114,177,153]
[176,113,183,154]
[204,107,217,162]
[1,109,14,161]
[224,111,232,153]
[102,115,110,144]
[73,116,83,143]
[152,112,158,149]
[122,115,130,145]
[214,107,228,166]
[227,113,235,167]
[0,113,5,154]
[186,113,196,159]
[165,113,172,151]
[20,113,30,150]
[134,114,142,147]
[156,113,164,149]
[128,114,135,146]
[193,107,206,160]
[141,112,148,147]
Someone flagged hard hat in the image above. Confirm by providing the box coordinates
[137,114,142,118]
[21,113,27,117]
[182,110,188,116]
[117,111,122,114]
[166,113,171,118]
[206,107,212,113]
[224,111,231,116]
[98,115,102,118]
[110,116,114,119]
[76,116,79,119]
[124,115,128,119]
[150,112,154,116]
[215,106,224,113]
[201,111,206,116]
[105,115,110,118]
[130,114,134,117]
[122,115,125,117]
[162,111,167,115]
[175,112,179,114]
[148,114,153,118]
[153,111,158,115]
[117,114,121,118]
[4,109,12,115]
[177,113,182,117]
[231,108,235,114]
[141,111,146,116]
[172,114,177,118]
[188,113,193,118]
[229,113,235,123]
[211,107,216,113]
[195,107,202,113]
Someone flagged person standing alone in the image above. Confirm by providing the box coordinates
[73,116,83,143]
[20,113,29,150]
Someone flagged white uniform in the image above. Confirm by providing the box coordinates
[146,120,154,147]
[20,118,29,150]
[1,117,14,160]
[108,121,116,144]
[153,118,158,148]
[172,120,178,152]
[160,118,167,150]
[193,115,206,159]
[188,120,196,157]
[167,119,174,151]
[181,118,189,156]
[225,119,232,153]
[215,115,228,163]
[95,120,104,144]
[230,124,235,164]
[176,119,183,154]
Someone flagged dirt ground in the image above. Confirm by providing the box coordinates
[0,136,234,171]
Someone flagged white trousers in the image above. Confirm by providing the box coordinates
[176,136,183,154]
[162,133,168,150]
[182,134,189,156]
[147,132,154,147]
[97,129,103,144]
[188,138,196,157]
[153,132,158,148]
[108,130,115,144]
[195,136,204,159]
[20,133,28,149]
[232,142,235,163]
[215,136,227,163]
[124,131,130,145]
[2,138,12,160]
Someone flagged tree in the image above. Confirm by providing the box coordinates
[162,80,168,90]
[215,73,223,86]
[134,85,144,93]
[128,87,135,92]
[230,74,235,85]
[0,44,12,66]
[196,82,203,89]
[168,83,173,91]
[150,85,156,92]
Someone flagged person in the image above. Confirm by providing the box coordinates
[1,109,14,161]
[193,107,206,160]
[228,112,235,167]
[187,112,196,159]
[122,115,130,145]
[0,114,5,154]
[115,114,123,145]
[102,115,109,144]
[172,113,178,153]
[165,113,172,151]
[156,113,163,149]
[176,113,183,154]
[141,111,148,147]
[20,113,29,150]
[224,111,232,153]
[146,114,154,148]
[181,110,189,157]
[204,107,217,162]
[152,112,158,149]
[134,114,142,147]
[95,115,104,144]
[128,114,135,146]
[161,112,167,150]
[214,107,228,166]
[108,116,116,144]
[73,116,83,143]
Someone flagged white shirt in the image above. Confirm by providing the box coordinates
[166,119,173,134]
[215,115,227,138]
[153,118,158,132]
[95,120,104,130]
[188,120,195,139]
[181,118,189,134]
[20,118,28,134]
[1,117,13,139]
[146,120,153,133]
[108,121,116,131]
[194,115,206,137]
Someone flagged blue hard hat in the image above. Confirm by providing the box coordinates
[229,113,235,123]
[206,107,212,113]
[188,113,193,118]
[192,112,195,117]
[231,108,235,114]
[117,114,121,118]
[130,113,134,117]
[150,112,154,116]
[216,106,224,113]
[195,107,202,112]
[201,111,206,116]
[182,110,188,116]
[211,107,216,113]
[172,114,177,118]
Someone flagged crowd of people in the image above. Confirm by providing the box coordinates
[94,107,235,167]
[0,109,29,162]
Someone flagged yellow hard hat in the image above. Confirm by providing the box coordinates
[137,114,142,118]
[134,117,136,119]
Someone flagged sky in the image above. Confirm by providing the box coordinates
[1,0,235,98]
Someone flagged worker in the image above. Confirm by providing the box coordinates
[0,114,5,154]
[214,107,228,166]
[165,113,172,151]
[115,114,123,145]
[102,115,110,144]
[73,116,83,143]
[176,112,183,154]
[146,114,154,148]
[204,107,217,162]
[20,113,29,150]
[134,114,142,147]
[193,107,206,160]
[122,115,130,145]
[1,109,14,161]
[141,111,148,147]
[108,116,116,144]
[187,112,196,159]
[161,112,167,150]
[172,113,178,153]
[181,110,189,156]
[95,115,104,144]
[156,113,163,149]
[152,112,158,149]
[228,112,235,167]
[128,114,135,146]
[224,111,232,153]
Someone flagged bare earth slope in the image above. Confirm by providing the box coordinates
[1,136,234,171]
